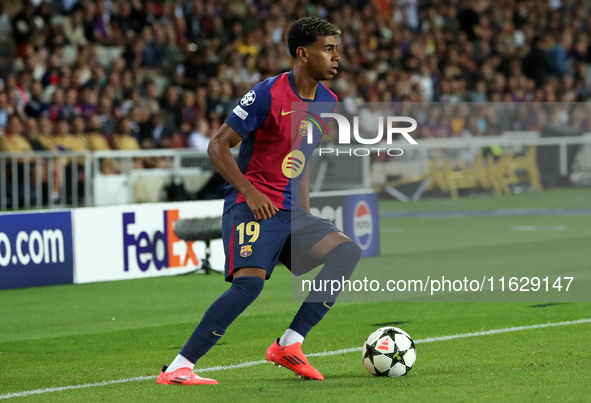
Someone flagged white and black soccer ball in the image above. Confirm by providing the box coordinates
[362,327,416,377]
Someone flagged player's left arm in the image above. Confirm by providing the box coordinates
[298,167,311,213]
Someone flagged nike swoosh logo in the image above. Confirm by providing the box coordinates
[323,301,332,309]
[281,109,295,116]
[212,331,224,337]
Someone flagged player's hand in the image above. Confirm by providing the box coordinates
[244,189,279,220]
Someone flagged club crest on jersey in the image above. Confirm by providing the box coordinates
[296,111,329,144]
[299,119,309,137]
[240,245,252,257]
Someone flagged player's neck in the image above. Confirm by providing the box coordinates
[293,67,318,100]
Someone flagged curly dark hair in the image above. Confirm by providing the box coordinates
[286,17,341,58]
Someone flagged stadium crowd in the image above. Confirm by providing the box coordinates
[1,0,591,164]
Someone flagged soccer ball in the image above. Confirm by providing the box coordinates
[362,327,416,377]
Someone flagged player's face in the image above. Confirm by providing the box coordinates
[306,35,340,80]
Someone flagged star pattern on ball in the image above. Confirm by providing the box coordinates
[363,327,417,377]
[364,339,391,377]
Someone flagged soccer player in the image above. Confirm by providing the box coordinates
[157,17,361,385]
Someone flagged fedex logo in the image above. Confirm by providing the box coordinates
[122,210,198,272]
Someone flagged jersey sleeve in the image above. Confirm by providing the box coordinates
[225,83,271,139]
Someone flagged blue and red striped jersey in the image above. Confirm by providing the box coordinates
[224,70,338,213]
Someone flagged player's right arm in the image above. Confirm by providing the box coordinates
[208,124,279,220]
[214,83,279,220]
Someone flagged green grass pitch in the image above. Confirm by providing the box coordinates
[1,189,590,401]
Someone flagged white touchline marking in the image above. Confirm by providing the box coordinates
[1,318,589,399]
[512,225,566,231]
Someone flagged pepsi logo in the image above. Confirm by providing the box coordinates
[353,201,373,250]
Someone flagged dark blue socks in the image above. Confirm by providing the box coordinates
[180,242,361,362]
[180,276,264,363]
[288,241,361,338]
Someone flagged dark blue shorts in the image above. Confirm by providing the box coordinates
[222,203,340,281]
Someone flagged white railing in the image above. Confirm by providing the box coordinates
[311,132,591,190]
[2,133,591,210]
[92,149,215,206]
[393,132,591,176]
[0,151,92,211]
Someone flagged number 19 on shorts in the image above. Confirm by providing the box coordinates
[236,221,260,245]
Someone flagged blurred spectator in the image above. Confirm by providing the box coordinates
[42,88,70,122]
[522,36,553,88]
[469,80,487,102]
[55,116,86,202]
[139,79,160,117]
[23,117,44,151]
[111,0,149,40]
[77,86,98,118]
[122,36,147,71]
[128,105,148,142]
[187,118,210,151]
[0,115,44,206]
[55,116,86,155]
[96,95,116,135]
[160,85,182,130]
[142,25,167,69]
[140,114,174,149]
[112,116,145,168]
[41,53,61,88]
[25,80,44,118]
[180,90,202,125]
[0,115,31,154]
[547,34,569,78]
[64,88,78,117]
[85,114,110,152]
[90,0,120,47]
[37,116,55,150]
[112,117,140,150]
[0,91,9,128]
[62,4,87,47]
[0,4,14,54]
[23,116,63,204]
[11,1,39,58]
[86,113,120,175]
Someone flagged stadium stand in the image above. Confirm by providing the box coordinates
[1,0,591,208]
